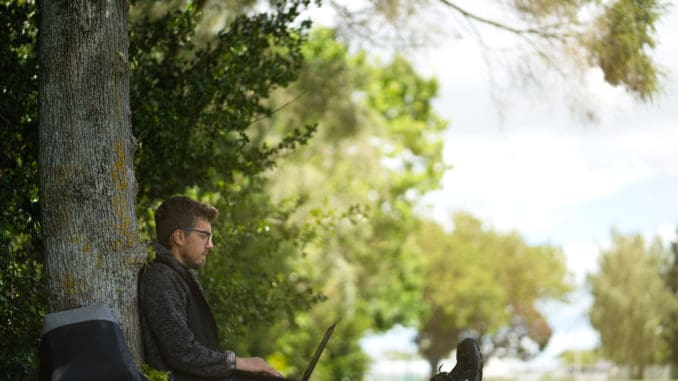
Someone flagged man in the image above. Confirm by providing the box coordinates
[138,196,282,381]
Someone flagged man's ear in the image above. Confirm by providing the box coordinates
[171,229,185,247]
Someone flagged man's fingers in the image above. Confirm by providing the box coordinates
[264,367,283,378]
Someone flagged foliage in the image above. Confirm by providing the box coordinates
[140,363,171,381]
[413,212,570,373]
[0,0,44,378]
[129,0,326,342]
[129,0,316,203]
[589,231,678,379]
[198,184,324,341]
[234,27,447,379]
[587,0,667,100]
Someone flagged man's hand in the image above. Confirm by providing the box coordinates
[235,356,284,378]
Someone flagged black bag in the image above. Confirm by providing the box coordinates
[39,304,148,381]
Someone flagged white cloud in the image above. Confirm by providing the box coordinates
[423,123,678,242]
[655,224,678,244]
[563,241,603,285]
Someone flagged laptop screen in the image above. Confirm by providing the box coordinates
[301,322,336,381]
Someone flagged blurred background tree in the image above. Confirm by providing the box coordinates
[239,28,447,380]
[413,212,570,376]
[589,231,678,379]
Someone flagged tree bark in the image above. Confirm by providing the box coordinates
[427,356,441,378]
[39,0,144,360]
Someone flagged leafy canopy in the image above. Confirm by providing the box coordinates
[236,27,448,379]
[414,212,570,373]
[0,1,42,377]
[589,231,678,378]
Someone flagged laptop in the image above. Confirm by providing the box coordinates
[233,322,336,381]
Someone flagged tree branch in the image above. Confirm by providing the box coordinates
[248,90,308,126]
[437,0,573,41]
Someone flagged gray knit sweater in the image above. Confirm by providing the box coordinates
[138,243,236,381]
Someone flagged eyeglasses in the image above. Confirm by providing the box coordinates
[182,227,212,243]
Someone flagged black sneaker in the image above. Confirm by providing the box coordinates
[450,338,483,381]
[430,338,483,381]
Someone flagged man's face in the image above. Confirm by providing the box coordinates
[174,217,214,270]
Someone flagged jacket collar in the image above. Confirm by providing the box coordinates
[152,242,186,272]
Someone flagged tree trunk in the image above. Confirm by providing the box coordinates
[427,356,441,379]
[39,0,145,360]
[630,363,644,380]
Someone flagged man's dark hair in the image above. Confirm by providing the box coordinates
[155,196,219,248]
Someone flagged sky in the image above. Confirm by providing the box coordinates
[308,0,678,377]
